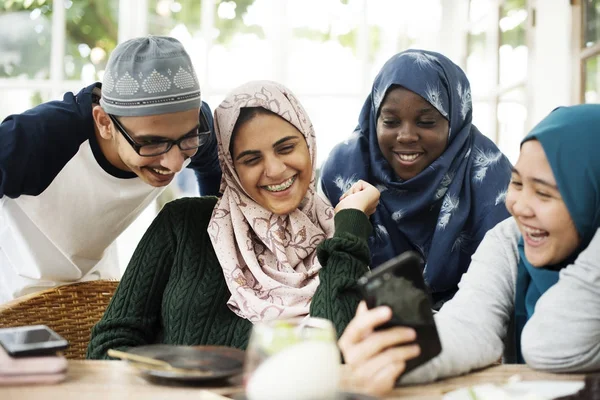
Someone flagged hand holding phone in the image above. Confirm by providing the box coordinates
[337,302,420,396]
[356,251,441,374]
[0,325,68,358]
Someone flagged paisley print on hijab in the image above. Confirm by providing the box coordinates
[208,81,334,322]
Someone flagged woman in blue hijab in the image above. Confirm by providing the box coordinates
[320,49,512,304]
[337,104,600,396]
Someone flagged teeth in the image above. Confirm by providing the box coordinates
[152,168,172,176]
[523,225,548,242]
[523,226,546,235]
[263,176,296,192]
[527,233,545,242]
[398,153,420,162]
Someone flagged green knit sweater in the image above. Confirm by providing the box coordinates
[86,197,372,359]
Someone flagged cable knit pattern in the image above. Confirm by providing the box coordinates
[311,209,372,337]
[86,198,371,359]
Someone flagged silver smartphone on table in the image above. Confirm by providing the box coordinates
[0,325,68,357]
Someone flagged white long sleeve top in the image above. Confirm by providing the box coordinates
[402,218,600,384]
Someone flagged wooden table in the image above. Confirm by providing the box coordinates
[381,365,584,399]
[0,360,239,400]
[0,360,585,400]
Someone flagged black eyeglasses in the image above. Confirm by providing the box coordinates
[108,111,211,157]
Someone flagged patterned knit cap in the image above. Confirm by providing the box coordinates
[100,36,201,117]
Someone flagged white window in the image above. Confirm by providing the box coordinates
[575,0,600,103]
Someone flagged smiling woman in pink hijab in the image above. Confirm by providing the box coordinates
[87,80,379,359]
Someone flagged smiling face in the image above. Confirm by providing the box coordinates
[376,86,449,180]
[95,107,200,187]
[232,110,312,215]
[505,140,580,267]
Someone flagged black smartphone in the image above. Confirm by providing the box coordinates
[357,251,441,374]
[0,325,69,357]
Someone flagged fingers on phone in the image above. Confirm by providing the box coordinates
[355,301,368,315]
[349,345,420,396]
[340,306,392,348]
[360,343,420,379]
[344,327,417,365]
[370,362,408,395]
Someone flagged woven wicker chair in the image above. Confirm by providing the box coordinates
[0,280,119,359]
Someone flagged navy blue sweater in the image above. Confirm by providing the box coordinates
[0,83,222,199]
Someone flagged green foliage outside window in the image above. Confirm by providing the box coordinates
[1,0,379,80]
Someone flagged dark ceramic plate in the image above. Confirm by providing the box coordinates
[126,345,245,382]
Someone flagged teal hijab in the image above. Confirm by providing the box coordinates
[514,104,600,363]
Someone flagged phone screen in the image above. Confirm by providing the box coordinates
[0,329,56,345]
[363,258,434,327]
[0,325,68,356]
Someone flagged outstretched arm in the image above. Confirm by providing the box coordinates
[400,219,520,384]
[522,228,600,372]
[338,218,521,396]
[311,180,379,336]
[311,209,372,336]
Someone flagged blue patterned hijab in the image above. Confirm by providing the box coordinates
[514,104,600,363]
[320,50,512,302]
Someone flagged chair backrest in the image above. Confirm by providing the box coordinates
[0,280,119,359]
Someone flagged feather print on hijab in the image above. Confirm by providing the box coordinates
[320,49,512,303]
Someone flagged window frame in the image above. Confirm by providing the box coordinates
[464,0,533,159]
[575,0,600,103]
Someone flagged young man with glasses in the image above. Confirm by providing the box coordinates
[0,36,221,303]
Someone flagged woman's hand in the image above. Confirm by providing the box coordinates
[338,302,421,396]
[335,180,380,216]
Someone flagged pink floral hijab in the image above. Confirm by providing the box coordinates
[207,81,335,322]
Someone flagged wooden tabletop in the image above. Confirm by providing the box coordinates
[379,364,584,399]
[0,360,239,400]
[0,360,585,400]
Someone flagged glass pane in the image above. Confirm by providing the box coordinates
[65,0,119,83]
[584,0,600,48]
[584,54,600,103]
[367,0,442,80]
[497,87,527,164]
[148,0,201,36]
[206,0,269,90]
[471,101,494,141]
[299,96,364,168]
[0,89,52,121]
[466,23,493,95]
[148,0,268,91]
[498,0,528,87]
[288,0,364,94]
[469,0,494,23]
[0,3,52,78]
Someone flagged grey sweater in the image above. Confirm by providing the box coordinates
[402,218,600,384]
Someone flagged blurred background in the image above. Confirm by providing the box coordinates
[0,0,596,271]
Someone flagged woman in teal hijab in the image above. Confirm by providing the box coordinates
[512,104,600,362]
[337,104,600,396]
